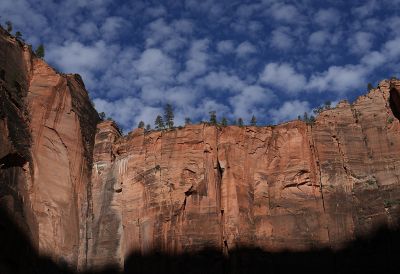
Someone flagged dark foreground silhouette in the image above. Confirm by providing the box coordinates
[1,207,399,274]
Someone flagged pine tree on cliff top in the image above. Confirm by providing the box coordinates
[155,115,164,130]
[250,115,257,126]
[164,104,174,128]
[35,44,45,58]
[209,111,217,125]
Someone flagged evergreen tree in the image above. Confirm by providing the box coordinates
[15,31,22,39]
[138,121,145,128]
[99,112,106,121]
[250,115,257,126]
[146,124,151,131]
[297,115,301,120]
[237,118,244,127]
[155,115,165,130]
[231,119,237,126]
[5,21,12,32]
[164,104,174,128]
[209,111,217,125]
[220,117,228,126]
[303,112,308,122]
[308,115,316,124]
[184,117,191,125]
[324,100,331,109]
[35,44,45,58]
[367,83,374,91]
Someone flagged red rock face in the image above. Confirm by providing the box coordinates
[1,26,400,271]
[0,27,98,271]
[88,81,400,269]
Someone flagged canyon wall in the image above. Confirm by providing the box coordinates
[88,81,400,269]
[0,27,99,271]
[1,27,400,272]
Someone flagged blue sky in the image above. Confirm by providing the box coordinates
[2,0,400,130]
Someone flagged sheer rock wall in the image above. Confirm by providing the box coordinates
[0,27,98,271]
[1,27,400,271]
[88,81,400,269]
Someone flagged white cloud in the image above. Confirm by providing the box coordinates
[197,99,231,121]
[352,0,378,18]
[185,0,223,17]
[197,71,246,92]
[79,22,99,39]
[93,97,162,130]
[100,16,127,41]
[307,65,368,93]
[229,85,275,119]
[269,100,310,124]
[236,41,257,58]
[271,28,294,50]
[172,19,194,34]
[260,63,307,93]
[177,39,210,82]
[308,30,330,48]
[47,40,111,87]
[144,18,192,52]
[217,40,235,54]
[135,48,176,86]
[269,3,303,24]
[348,32,374,54]
[314,8,341,27]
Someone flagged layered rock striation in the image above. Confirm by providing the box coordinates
[0,27,98,271]
[88,81,400,269]
[1,26,400,272]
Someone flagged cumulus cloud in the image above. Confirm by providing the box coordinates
[178,39,210,82]
[352,0,378,18]
[348,32,375,54]
[47,40,112,87]
[100,16,128,41]
[144,18,193,52]
[269,100,310,124]
[236,41,257,58]
[135,48,176,86]
[197,71,246,92]
[4,0,400,130]
[229,86,275,119]
[314,8,341,27]
[271,28,294,50]
[94,97,162,130]
[260,63,307,93]
[308,65,368,93]
[269,3,303,24]
[217,40,235,54]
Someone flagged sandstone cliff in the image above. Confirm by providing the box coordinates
[88,81,400,269]
[1,26,400,272]
[0,27,99,271]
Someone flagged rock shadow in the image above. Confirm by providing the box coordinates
[1,206,399,274]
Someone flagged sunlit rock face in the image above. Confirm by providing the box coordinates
[88,81,400,269]
[1,26,400,272]
[0,27,98,271]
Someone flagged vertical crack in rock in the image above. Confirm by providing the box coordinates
[215,144,227,255]
[309,125,331,247]
[331,134,350,176]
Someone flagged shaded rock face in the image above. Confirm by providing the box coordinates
[88,81,400,269]
[0,27,99,271]
[1,26,400,272]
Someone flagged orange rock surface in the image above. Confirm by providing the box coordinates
[0,27,98,271]
[1,26,400,271]
[88,81,400,269]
